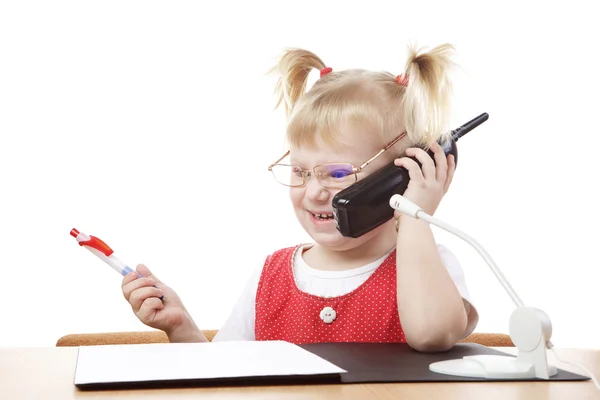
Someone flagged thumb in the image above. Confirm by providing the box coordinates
[135,264,161,284]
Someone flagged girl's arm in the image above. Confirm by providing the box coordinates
[393,141,469,352]
[395,217,469,352]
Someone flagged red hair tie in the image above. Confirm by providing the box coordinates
[395,74,409,86]
[320,67,333,77]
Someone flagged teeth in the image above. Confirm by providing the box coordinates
[314,212,333,220]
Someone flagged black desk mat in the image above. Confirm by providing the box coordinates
[300,342,589,383]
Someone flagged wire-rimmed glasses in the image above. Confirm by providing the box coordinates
[267,132,406,189]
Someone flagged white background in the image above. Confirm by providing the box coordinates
[1,1,598,348]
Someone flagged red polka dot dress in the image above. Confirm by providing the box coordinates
[254,246,406,344]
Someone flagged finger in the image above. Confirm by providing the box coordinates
[137,298,165,322]
[121,270,139,288]
[136,264,162,285]
[129,286,165,312]
[122,277,159,303]
[430,141,448,182]
[394,157,425,183]
[405,147,436,181]
[443,154,456,193]
[136,264,167,301]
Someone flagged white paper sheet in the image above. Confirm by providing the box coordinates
[74,340,346,385]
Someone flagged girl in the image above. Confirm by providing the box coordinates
[121,43,479,352]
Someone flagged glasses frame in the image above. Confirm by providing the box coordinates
[267,131,407,188]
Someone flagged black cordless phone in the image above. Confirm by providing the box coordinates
[332,112,489,238]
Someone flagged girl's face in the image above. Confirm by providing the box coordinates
[288,126,402,251]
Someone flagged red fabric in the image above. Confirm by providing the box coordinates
[255,246,405,344]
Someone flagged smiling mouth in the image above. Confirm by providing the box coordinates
[310,211,334,221]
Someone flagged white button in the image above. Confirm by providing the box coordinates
[320,306,336,324]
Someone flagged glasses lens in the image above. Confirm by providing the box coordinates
[270,165,305,186]
[315,164,356,188]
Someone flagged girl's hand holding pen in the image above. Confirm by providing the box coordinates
[70,228,202,342]
[121,265,195,339]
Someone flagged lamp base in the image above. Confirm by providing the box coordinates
[430,354,558,379]
[430,306,557,380]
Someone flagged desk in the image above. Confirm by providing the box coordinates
[1,346,598,399]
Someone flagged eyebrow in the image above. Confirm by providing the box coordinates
[289,158,359,167]
[289,150,366,166]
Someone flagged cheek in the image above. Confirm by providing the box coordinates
[289,188,304,207]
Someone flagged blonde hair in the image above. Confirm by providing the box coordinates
[271,43,457,150]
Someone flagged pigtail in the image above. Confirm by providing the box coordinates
[401,43,456,147]
[271,49,327,118]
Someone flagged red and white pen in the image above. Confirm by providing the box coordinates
[70,228,164,300]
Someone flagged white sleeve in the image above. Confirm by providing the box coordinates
[437,244,479,339]
[211,266,262,342]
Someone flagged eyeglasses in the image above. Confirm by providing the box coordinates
[267,132,406,189]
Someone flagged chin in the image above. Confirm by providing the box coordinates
[300,222,380,252]
[310,232,356,250]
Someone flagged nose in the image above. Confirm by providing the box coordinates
[304,174,330,203]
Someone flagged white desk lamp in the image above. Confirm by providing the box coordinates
[389,194,557,380]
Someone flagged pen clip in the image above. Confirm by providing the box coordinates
[70,228,114,257]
